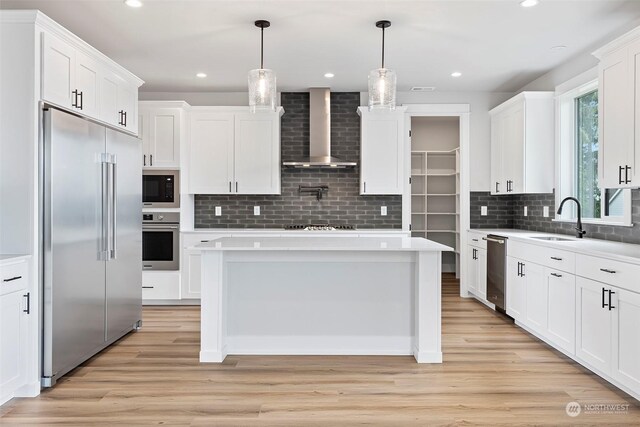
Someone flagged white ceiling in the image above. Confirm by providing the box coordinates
[2,0,640,93]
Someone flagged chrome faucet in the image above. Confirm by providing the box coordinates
[556,197,586,238]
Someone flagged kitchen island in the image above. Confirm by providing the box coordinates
[193,236,451,363]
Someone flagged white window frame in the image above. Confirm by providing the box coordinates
[554,69,632,226]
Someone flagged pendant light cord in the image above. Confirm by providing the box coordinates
[260,26,264,69]
[381,26,385,69]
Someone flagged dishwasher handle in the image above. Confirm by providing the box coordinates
[483,236,505,244]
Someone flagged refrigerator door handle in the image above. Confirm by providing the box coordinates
[110,157,117,260]
[101,155,110,260]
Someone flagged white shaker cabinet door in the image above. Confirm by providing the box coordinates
[234,112,281,194]
[476,248,487,301]
[466,245,478,295]
[502,104,525,194]
[42,33,75,109]
[523,262,546,334]
[599,47,632,189]
[189,112,235,194]
[575,277,613,375]
[490,113,504,195]
[612,287,640,392]
[545,269,576,354]
[631,40,640,187]
[0,290,28,404]
[74,50,100,118]
[506,257,526,321]
[148,108,181,168]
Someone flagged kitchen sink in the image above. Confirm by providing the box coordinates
[529,236,575,242]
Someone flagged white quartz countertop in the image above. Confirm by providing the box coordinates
[193,236,452,252]
[182,228,407,234]
[469,228,640,265]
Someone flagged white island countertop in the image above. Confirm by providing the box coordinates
[193,236,453,252]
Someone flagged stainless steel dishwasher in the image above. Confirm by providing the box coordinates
[486,234,507,311]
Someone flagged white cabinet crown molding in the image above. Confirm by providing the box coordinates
[592,25,640,59]
[0,10,144,88]
[489,91,554,116]
[190,106,284,116]
[139,100,191,109]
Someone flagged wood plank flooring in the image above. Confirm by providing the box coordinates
[2,274,639,425]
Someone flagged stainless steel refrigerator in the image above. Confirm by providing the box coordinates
[42,108,142,387]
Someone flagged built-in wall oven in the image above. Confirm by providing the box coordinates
[142,212,180,271]
[143,170,179,208]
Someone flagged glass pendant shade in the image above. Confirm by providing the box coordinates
[248,68,276,113]
[368,67,396,110]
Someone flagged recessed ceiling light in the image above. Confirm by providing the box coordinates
[410,86,436,92]
[451,72,462,78]
[324,73,335,78]
[196,72,207,78]
[520,0,539,7]
[124,0,143,7]
[551,45,567,52]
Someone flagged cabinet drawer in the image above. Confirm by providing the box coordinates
[142,272,180,300]
[508,240,575,274]
[0,261,28,296]
[468,231,487,250]
[576,254,640,293]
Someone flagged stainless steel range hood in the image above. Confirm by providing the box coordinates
[283,88,357,168]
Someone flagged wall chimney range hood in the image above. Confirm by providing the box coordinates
[283,88,357,168]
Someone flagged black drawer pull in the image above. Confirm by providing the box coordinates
[619,166,624,184]
[550,257,563,261]
[550,273,562,278]
[599,268,616,274]
[142,286,154,289]
[3,276,22,282]
[609,290,616,311]
[472,238,478,242]
[602,287,608,309]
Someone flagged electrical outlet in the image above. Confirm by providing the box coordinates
[381,206,387,216]
[481,206,488,216]
[215,206,222,216]
[543,206,549,217]
[524,206,528,217]
[254,206,260,216]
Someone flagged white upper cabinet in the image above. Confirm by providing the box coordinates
[358,107,407,195]
[489,92,554,195]
[41,24,143,133]
[189,108,283,195]
[593,27,640,188]
[234,112,281,194]
[139,102,186,168]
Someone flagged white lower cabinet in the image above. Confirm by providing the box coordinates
[0,259,30,405]
[466,244,487,301]
[576,277,614,374]
[523,261,546,334]
[612,287,640,392]
[545,269,575,354]
[506,257,526,320]
[142,271,180,302]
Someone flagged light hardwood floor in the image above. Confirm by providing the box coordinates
[2,274,639,426]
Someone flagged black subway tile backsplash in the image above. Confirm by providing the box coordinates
[471,189,640,245]
[194,92,402,229]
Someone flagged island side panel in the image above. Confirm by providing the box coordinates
[200,251,227,362]
[414,251,443,363]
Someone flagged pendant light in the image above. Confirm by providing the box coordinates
[368,20,397,110]
[248,20,276,113]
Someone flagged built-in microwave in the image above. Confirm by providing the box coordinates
[143,170,179,208]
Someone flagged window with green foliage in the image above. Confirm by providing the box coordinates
[557,77,631,225]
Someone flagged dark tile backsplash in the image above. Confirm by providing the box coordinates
[194,92,402,229]
[471,190,640,245]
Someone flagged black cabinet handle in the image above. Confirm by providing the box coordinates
[521,263,525,277]
[472,239,478,242]
[495,182,500,193]
[150,154,153,166]
[124,111,127,127]
[71,90,78,107]
[23,292,30,314]
[609,290,616,310]
[602,287,608,309]
[118,110,123,125]
[517,262,521,277]
[143,154,146,166]
[550,257,563,261]
[236,182,238,193]
[229,181,232,192]
[142,286,154,289]
[618,166,624,184]
[550,272,562,278]
[625,166,631,184]
[78,91,83,110]
[599,268,616,274]
[3,275,22,282]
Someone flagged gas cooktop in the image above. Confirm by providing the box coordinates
[284,224,356,231]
